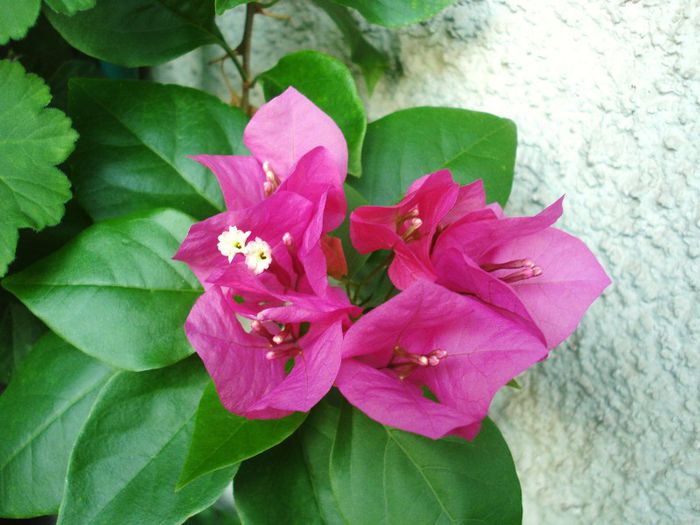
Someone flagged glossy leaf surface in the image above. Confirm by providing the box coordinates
[235,399,345,525]
[68,78,248,221]
[179,381,306,488]
[3,209,200,371]
[0,334,113,517]
[58,358,236,525]
[330,403,522,524]
[45,0,224,67]
[352,107,516,206]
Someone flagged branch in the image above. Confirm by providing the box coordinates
[238,3,258,115]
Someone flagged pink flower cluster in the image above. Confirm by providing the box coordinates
[175,88,610,439]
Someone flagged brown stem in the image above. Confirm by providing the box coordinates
[239,3,258,115]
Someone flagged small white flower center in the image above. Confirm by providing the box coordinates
[217,226,251,263]
[245,237,273,275]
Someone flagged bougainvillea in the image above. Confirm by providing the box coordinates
[176,90,610,440]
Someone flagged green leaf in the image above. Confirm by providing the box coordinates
[0,291,46,385]
[3,209,201,371]
[58,358,236,525]
[0,333,114,518]
[179,381,306,489]
[67,78,248,221]
[44,0,225,67]
[351,107,517,207]
[215,0,251,15]
[330,403,522,525]
[0,59,77,277]
[331,0,458,27]
[313,0,390,94]
[235,398,345,525]
[0,0,40,44]
[259,50,367,177]
[43,0,96,16]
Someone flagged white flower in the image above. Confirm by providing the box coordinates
[217,226,251,263]
[245,237,272,274]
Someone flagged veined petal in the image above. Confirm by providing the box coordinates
[244,87,348,180]
[281,146,346,232]
[190,155,265,211]
[336,360,476,440]
[436,197,565,261]
[185,287,289,419]
[337,280,547,439]
[250,321,344,413]
[481,227,611,348]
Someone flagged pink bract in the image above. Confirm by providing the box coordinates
[191,87,347,232]
[335,280,548,439]
[175,88,358,417]
[349,170,611,349]
[185,287,346,418]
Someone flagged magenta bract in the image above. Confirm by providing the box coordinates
[350,170,611,349]
[174,87,609,439]
[175,88,356,417]
[336,280,548,439]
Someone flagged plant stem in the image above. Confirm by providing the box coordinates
[239,3,258,115]
[218,40,246,82]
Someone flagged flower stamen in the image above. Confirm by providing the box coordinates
[481,258,543,283]
[395,207,423,242]
[481,258,535,272]
[501,266,543,283]
[388,346,448,379]
[262,160,280,196]
[401,218,423,241]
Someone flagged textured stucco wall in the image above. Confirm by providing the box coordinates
[153,1,700,523]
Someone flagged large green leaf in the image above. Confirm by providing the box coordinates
[235,399,345,525]
[44,0,96,16]
[58,358,236,525]
[0,0,40,44]
[2,209,200,371]
[0,292,46,385]
[179,381,306,488]
[313,0,390,94]
[330,403,522,525]
[259,50,367,177]
[67,78,248,221]
[45,0,225,67]
[0,333,114,518]
[351,107,517,206]
[331,0,458,27]
[0,59,77,276]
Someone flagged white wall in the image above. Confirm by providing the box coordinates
[154,1,700,523]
